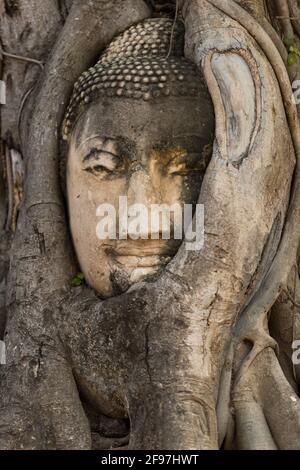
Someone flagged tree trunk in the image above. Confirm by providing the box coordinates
[1,0,300,450]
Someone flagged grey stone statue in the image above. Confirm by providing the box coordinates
[63,17,215,297]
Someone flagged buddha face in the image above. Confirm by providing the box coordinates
[67,95,214,297]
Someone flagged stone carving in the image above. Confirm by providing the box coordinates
[64,18,215,297]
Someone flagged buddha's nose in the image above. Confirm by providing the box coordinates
[127,167,159,207]
[125,167,164,239]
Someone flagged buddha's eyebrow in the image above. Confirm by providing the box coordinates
[82,147,118,163]
[101,137,119,154]
[76,135,118,152]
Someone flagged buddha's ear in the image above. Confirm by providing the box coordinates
[202,50,260,167]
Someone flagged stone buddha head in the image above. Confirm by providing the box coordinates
[63,18,214,298]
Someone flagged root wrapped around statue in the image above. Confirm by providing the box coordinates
[0,0,300,450]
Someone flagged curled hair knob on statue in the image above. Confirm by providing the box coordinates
[62,17,207,141]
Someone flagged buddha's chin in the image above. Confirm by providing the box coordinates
[107,254,170,296]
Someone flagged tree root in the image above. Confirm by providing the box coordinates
[91,433,129,450]
[232,347,300,449]
[2,0,300,451]
[287,0,300,39]
[216,343,234,447]
[208,0,300,331]
[202,0,300,399]
[235,402,277,450]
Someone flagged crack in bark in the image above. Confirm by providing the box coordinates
[144,323,152,384]
[32,224,45,255]
[35,341,44,378]
[56,0,69,23]
[4,0,19,18]
[2,0,300,451]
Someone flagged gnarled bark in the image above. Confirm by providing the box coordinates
[1,0,300,450]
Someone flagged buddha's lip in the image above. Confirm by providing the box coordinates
[108,244,178,258]
[106,239,180,258]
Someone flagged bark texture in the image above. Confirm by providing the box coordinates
[1,0,300,450]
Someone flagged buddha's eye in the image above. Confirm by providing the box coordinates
[168,152,204,176]
[82,147,121,177]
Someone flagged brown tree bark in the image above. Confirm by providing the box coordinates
[1,0,300,450]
